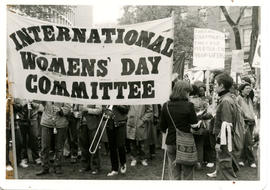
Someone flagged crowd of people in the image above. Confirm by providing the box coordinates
[160,72,260,180]
[6,72,260,180]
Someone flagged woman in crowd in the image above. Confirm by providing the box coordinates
[159,80,198,180]
[36,101,71,175]
[147,104,160,160]
[127,105,153,167]
[197,85,215,168]
[106,105,130,176]
[14,99,41,168]
[189,84,210,169]
[66,104,81,164]
[78,104,103,174]
[237,83,257,168]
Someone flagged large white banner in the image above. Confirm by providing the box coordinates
[7,11,173,105]
[193,28,225,70]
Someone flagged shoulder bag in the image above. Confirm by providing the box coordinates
[166,102,198,165]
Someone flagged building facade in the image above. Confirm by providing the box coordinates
[9,5,93,27]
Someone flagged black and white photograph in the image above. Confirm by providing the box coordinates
[1,0,268,189]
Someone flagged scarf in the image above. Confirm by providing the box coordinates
[220,121,232,152]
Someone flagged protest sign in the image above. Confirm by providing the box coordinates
[252,35,260,68]
[7,11,173,105]
[231,49,244,73]
[193,28,225,70]
[243,62,252,76]
[184,70,204,84]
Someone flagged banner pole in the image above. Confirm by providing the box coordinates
[256,68,260,89]
[161,12,174,180]
[161,130,168,180]
[236,72,239,85]
[8,81,18,179]
[206,70,210,97]
[171,11,175,80]
[161,148,167,180]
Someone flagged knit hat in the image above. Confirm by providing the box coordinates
[238,83,251,92]
[241,76,251,84]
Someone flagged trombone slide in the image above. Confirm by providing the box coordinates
[89,105,113,154]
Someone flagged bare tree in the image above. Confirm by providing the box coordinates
[220,6,246,50]
[248,7,259,69]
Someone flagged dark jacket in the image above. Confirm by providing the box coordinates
[14,99,42,123]
[112,105,130,122]
[80,104,103,130]
[213,91,236,137]
[159,98,198,145]
[107,105,130,129]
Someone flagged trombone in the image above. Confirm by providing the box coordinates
[89,105,113,154]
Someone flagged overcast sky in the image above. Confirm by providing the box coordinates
[93,4,124,25]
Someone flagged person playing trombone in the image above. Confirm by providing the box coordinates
[106,105,130,177]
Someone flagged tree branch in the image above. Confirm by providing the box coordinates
[220,6,235,26]
[248,7,259,72]
[236,6,247,25]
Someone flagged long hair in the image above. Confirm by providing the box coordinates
[170,80,192,101]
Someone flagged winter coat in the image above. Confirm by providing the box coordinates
[127,105,153,141]
[40,102,71,128]
[146,104,160,145]
[112,105,130,123]
[237,95,255,121]
[14,99,42,126]
[80,104,102,130]
[213,91,236,137]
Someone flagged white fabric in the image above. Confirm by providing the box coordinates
[7,11,173,105]
[220,121,232,152]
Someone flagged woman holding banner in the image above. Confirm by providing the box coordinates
[36,102,71,176]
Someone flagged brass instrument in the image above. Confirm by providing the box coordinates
[89,105,113,154]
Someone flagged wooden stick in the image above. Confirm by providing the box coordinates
[161,148,167,180]
[9,95,18,179]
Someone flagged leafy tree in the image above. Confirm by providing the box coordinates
[118,6,206,66]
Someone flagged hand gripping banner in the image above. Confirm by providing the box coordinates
[7,11,173,105]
